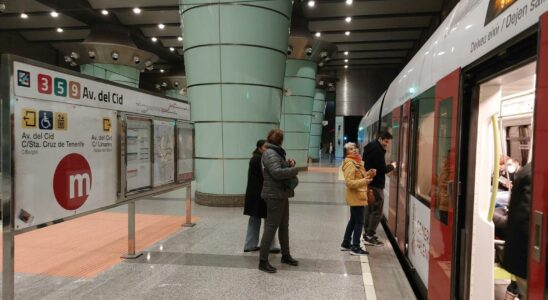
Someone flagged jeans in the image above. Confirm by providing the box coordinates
[244,216,279,251]
[343,206,365,247]
[364,187,384,237]
[259,198,290,261]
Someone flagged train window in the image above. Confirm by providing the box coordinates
[433,97,453,225]
[505,125,531,167]
[411,88,435,203]
[391,114,400,164]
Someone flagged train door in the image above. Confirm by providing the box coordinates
[387,108,400,233]
[397,102,411,253]
[428,69,461,300]
[528,12,548,300]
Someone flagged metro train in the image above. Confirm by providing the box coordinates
[357,0,548,299]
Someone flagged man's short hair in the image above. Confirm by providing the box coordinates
[378,131,393,140]
[267,129,284,146]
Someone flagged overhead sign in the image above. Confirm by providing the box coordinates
[14,98,118,230]
[13,61,190,121]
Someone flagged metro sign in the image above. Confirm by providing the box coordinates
[53,153,92,210]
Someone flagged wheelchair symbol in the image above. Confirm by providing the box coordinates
[39,111,53,130]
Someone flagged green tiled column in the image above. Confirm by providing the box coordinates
[180,0,291,206]
[166,89,188,101]
[308,89,325,161]
[281,59,317,169]
[80,63,140,87]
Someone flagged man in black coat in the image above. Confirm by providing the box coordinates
[503,163,532,298]
[362,131,396,246]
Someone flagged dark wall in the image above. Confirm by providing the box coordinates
[335,67,399,117]
[344,116,362,144]
[0,32,58,65]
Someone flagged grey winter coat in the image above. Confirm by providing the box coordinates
[261,143,299,199]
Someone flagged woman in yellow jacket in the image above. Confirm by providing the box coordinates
[341,142,375,256]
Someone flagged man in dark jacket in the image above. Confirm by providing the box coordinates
[362,131,396,246]
[503,163,532,298]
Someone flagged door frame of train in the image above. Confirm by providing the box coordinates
[388,107,401,234]
[397,102,411,253]
[528,11,548,300]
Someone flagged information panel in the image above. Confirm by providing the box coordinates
[126,118,152,191]
[14,97,118,230]
[153,120,175,187]
[177,122,194,181]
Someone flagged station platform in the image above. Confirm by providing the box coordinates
[2,162,416,299]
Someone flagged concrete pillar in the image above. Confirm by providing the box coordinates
[281,59,317,169]
[180,0,292,206]
[308,89,326,161]
[80,63,140,87]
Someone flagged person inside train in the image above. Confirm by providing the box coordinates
[502,162,532,299]
[340,142,374,256]
[498,156,521,191]
[242,139,281,254]
[361,131,397,246]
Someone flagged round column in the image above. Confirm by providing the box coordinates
[308,89,326,161]
[281,59,317,169]
[80,63,140,87]
[181,0,292,206]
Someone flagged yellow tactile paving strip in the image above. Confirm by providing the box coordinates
[0,212,197,278]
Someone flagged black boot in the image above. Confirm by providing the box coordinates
[281,255,299,266]
[259,260,277,273]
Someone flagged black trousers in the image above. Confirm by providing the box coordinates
[364,187,384,237]
[259,198,290,261]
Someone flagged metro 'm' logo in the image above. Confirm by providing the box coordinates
[53,153,92,210]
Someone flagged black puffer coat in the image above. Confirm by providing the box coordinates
[502,163,532,279]
[261,143,298,199]
[243,150,267,218]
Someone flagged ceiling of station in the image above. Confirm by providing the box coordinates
[0,0,455,73]
[302,0,452,70]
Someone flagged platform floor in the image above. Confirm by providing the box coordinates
[1,161,415,299]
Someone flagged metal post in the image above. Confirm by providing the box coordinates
[121,201,142,259]
[2,224,15,300]
[182,185,195,227]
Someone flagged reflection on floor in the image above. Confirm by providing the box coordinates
[1,163,415,299]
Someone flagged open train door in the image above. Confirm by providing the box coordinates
[528,12,548,300]
[428,69,461,300]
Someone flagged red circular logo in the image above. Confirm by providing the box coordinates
[53,153,92,210]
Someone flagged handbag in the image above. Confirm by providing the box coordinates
[284,176,299,190]
[367,189,376,204]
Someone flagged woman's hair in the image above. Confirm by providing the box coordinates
[267,129,284,146]
[343,142,356,157]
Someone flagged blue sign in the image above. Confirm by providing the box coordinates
[39,110,53,130]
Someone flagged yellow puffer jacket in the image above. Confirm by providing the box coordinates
[342,158,371,206]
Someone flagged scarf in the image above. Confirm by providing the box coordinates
[346,153,362,164]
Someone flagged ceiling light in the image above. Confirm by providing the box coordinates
[174,81,180,87]
[305,47,313,56]
[101,10,108,15]
[70,61,77,67]
[344,59,348,63]
[308,1,315,7]
[146,64,154,71]
[315,32,321,37]
[344,51,349,56]
[161,82,168,87]
[158,23,165,29]
[169,47,175,52]
[145,60,153,67]
[319,62,324,67]
[111,51,119,60]
[133,55,140,64]
[346,0,353,4]
[177,36,183,41]
[345,31,350,36]
[20,13,28,19]
[133,7,141,14]
[160,69,165,73]
[287,45,293,55]
[51,11,59,18]
[344,65,348,69]
[56,28,63,33]
[151,37,157,42]
[88,50,96,59]
[345,17,352,23]
[64,56,72,63]
[320,50,328,58]
[70,52,79,60]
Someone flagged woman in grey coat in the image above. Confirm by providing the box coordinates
[258,129,299,273]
